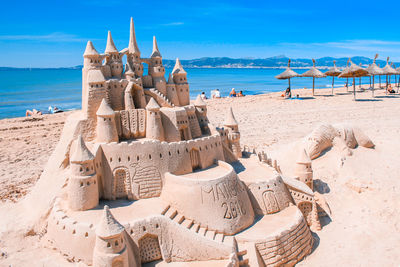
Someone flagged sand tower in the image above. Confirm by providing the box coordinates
[149,36,167,95]
[93,206,129,267]
[224,107,242,159]
[67,135,99,211]
[295,149,313,190]
[172,58,189,106]
[96,99,119,143]
[127,18,143,78]
[166,73,179,106]
[145,98,164,141]
[105,31,123,79]
[194,95,210,135]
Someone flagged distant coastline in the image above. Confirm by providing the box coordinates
[1,55,397,70]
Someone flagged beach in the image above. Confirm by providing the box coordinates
[1,85,400,266]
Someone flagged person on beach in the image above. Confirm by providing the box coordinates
[238,90,245,97]
[284,87,291,99]
[200,92,207,100]
[387,84,395,94]
[25,109,42,117]
[211,89,221,98]
[229,88,237,97]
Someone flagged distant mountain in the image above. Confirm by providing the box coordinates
[1,56,398,70]
[162,56,398,69]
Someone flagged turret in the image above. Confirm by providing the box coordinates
[68,135,99,211]
[194,95,210,135]
[96,99,119,143]
[166,73,180,106]
[83,41,102,69]
[124,63,135,80]
[295,149,313,190]
[149,36,167,95]
[172,58,190,106]
[124,86,135,110]
[82,41,104,117]
[93,206,128,267]
[145,98,165,141]
[127,18,143,77]
[224,107,241,159]
[104,31,123,78]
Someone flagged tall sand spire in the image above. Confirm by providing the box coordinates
[128,17,140,55]
[105,31,118,54]
[151,36,161,58]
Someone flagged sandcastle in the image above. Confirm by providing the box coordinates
[43,18,338,266]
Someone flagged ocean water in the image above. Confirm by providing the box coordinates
[0,68,352,119]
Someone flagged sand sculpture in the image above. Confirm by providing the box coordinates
[302,123,375,160]
[41,18,338,266]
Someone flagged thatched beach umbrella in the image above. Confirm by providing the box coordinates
[366,54,384,97]
[301,59,325,96]
[275,59,299,91]
[325,60,341,95]
[338,58,369,100]
[382,57,397,92]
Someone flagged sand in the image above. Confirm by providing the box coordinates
[1,85,399,266]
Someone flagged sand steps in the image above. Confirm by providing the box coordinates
[144,88,174,108]
[161,205,232,244]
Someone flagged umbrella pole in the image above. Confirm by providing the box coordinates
[372,75,375,98]
[353,77,356,100]
[313,77,315,96]
[369,76,371,89]
[289,78,291,91]
[346,78,349,91]
[332,77,334,95]
[359,77,361,90]
[379,76,381,89]
[386,75,388,94]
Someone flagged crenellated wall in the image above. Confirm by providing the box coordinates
[95,134,225,200]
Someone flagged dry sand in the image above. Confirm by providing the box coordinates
[1,85,399,266]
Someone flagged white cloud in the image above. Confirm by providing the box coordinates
[0,32,87,42]
[160,22,184,26]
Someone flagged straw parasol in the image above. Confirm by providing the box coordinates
[301,59,325,96]
[338,58,369,100]
[325,60,341,95]
[366,54,384,97]
[382,57,397,92]
[275,59,299,91]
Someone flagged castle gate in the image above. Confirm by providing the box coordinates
[113,168,130,198]
[262,190,279,214]
[133,166,162,199]
[190,148,200,170]
[139,234,162,263]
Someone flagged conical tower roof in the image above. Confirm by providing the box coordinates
[297,149,311,164]
[146,97,160,111]
[83,41,99,57]
[96,99,115,117]
[224,107,238,126]
[167,73,175,84]
[151,36,161,58]
[96,205,125,238]
[70,135,94,163]
[128,17,140,55]
[194,94,206,107]
[105,31,118,54]
[172,58,186,74]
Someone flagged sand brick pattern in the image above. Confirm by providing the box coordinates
[133,166,162,198]
[255,216,313,266]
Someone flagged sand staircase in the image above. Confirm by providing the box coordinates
[144,88,174,108]
[161,205,249,266]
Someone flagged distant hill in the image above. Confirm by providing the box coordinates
[1,56,398,70]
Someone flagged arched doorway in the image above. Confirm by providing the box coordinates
[113,168,130,198]
[262,190,279,214]
[190,148,200,171]
[139,234,162,263]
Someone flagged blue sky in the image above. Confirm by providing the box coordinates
[1,0,400,67]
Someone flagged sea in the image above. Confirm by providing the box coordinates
[0,68,354,119]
